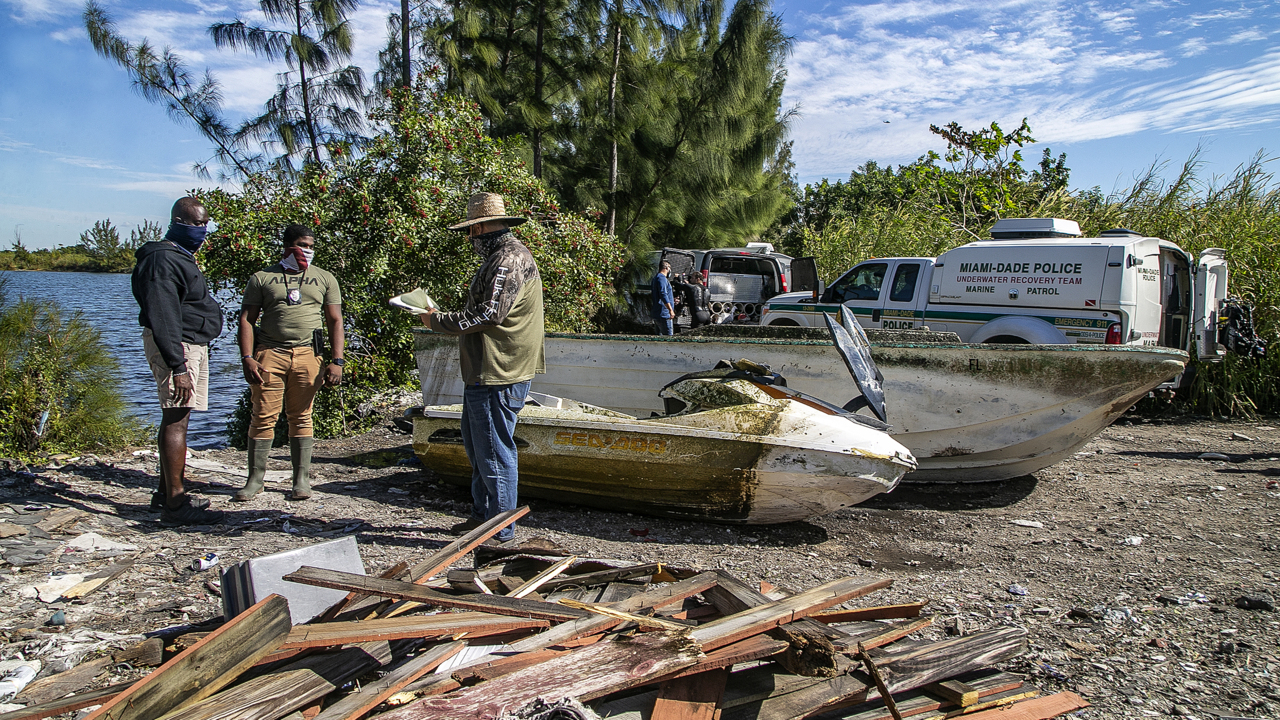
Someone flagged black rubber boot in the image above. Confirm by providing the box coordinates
[233,439,273,502]
[289,436,314,500]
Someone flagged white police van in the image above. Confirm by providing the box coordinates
[761,218,1234,362]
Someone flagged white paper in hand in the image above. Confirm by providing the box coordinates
[390,288,437,315]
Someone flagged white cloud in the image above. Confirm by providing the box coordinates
[783,0,1280,181]
[1,0,80,23]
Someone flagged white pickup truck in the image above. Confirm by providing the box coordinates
[761,218,1238,364]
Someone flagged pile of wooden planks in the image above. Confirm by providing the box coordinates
[0,507,1088,720]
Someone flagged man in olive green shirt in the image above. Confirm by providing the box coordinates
[419,193,544,542]
[235,224,345,502]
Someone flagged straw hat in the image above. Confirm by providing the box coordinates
[447,192,528,231]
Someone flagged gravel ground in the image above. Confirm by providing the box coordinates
[1,413,1278,719]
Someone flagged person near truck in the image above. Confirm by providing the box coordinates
[418,193,545,542]
[678,271,711,329]
[234,224,345,503]
[651,260,675,335]
[131,196,225,526]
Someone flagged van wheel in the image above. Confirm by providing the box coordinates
[984,335,1029,344]
[768,319,799,326]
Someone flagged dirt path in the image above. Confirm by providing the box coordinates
[1,414,1277,718]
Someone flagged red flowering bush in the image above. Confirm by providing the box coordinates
[199,81,625,442]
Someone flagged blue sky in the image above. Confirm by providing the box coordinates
[2,0,1279,248]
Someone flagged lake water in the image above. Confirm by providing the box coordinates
[1,270,240,448]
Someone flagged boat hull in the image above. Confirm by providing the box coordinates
[413,398,913,524]
[412,331,1186,482]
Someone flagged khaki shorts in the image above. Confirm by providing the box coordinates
[142,329,210,411]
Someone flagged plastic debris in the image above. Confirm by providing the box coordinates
[1011,519,1044,528]
[191,553,219,571]
[47,610,66,626]
[1121,536,1143,546]
[0,662,40,703]
[1007,584,1029,596]
[19,573,87,602]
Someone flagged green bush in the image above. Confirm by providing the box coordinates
[199,83,627,447]
[0,281,147,459]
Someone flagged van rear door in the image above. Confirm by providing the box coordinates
[790,257,822,298]
[1193,248,1229,360]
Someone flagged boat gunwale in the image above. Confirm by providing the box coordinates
[409,327,1191,358]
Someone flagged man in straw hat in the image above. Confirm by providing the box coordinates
[419,192,545,541]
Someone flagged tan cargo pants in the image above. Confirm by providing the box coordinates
[249,346,323,440]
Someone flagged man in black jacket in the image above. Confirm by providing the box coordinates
[131,197,224,526]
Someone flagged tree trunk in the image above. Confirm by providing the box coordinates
[294,0,321,164]
[532,1,545,178]
[606,2,622,237]
[401,0,411,87]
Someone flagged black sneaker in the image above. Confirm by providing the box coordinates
[160,496,224,526]
[151,492,210,512]
[449,518,485,535]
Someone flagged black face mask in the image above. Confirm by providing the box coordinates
[471,228,510,258]
[166,221,208,254]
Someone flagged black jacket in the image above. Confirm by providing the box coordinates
[131,241,224,373]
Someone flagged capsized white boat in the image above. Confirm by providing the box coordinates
[412,360,916,524]
[412,324,1188,482]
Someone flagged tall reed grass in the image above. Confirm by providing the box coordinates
[802,153,1279,416]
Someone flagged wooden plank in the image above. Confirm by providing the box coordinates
[940,689,1037,717]
[813,602,929,624]
[508,556,576,598]
[944,693,1086,720]
[720,629,1028,720]
[926,680,978,708]
[451,648,569,685]
[317,560,410,622]
[373,632,702,720]
[15,656,112,705]
[838,618,935,652]
[280,612,548,650]
[83,594,292,720]
[114,637,165,667]
[652,668,729,720]
[692,577,892,652]
[804,670,1024,720]
[504,571,720,653]
[156,642,392,720]
[282,566,590,622]
[702,570,848,678]
[60,559,135,600]
[538,562,662,592]
[311,641,465,720]
[0,682,133,720]
[337,508,530,621]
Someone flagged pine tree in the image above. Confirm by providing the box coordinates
[210,0,367,171]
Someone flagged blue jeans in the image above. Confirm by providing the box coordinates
[460,380,530,541]
[654,317,673,335]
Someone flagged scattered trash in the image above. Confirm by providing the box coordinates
[281,520,298,534]
[64,533,138,553]
[1007,584,1029,596]
[1198,452,1231,462]
[20,573,87,602]
[219,536,366,624]
[132,449,154,456]
[242,517,272,524]
[1032,607,1053,615]
[191,553,220,571]
[0,661,39,702]
[1230,432,1254,441]
[47,609,66,626]
[1011,519,1044,528]
[1120,536,1143,546]
[1235,594,1276,612]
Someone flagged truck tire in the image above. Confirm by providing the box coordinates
[970,316,1068,345]
[768,318,799,326]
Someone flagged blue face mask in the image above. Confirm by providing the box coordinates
[166,221,208,255]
